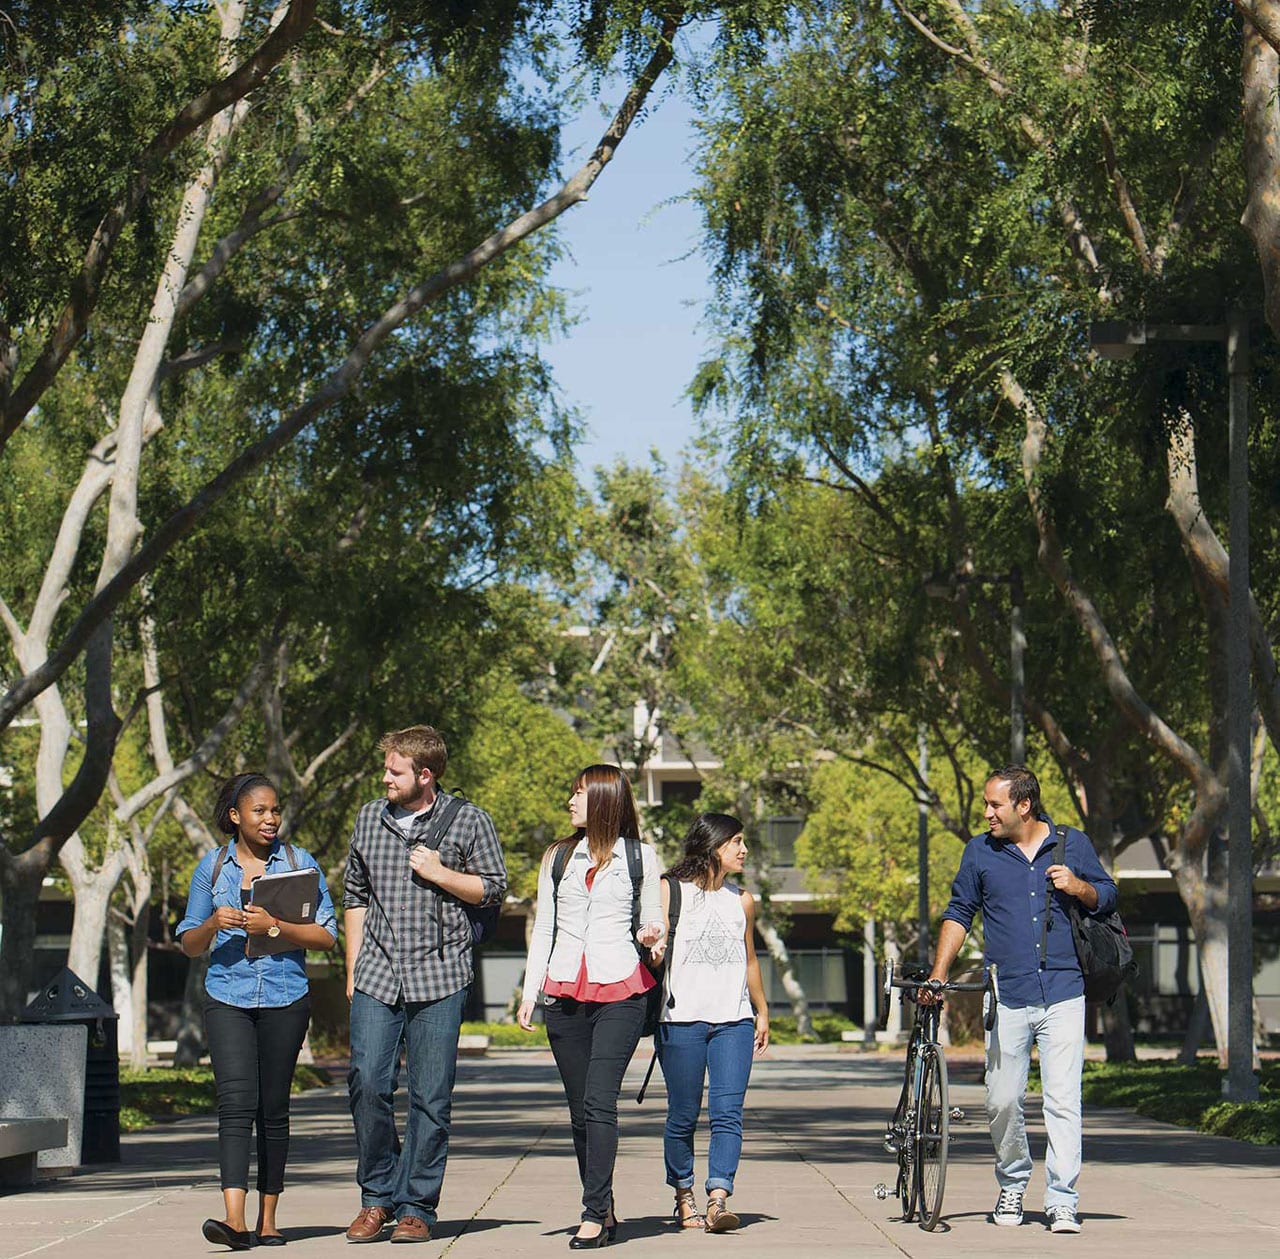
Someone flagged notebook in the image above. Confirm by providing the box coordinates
[246,867,320,957]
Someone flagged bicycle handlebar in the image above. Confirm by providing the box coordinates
[880,962,1000,1031]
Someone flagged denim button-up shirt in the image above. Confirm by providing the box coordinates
[940,814,1118,1010]
[177,841,337,1008]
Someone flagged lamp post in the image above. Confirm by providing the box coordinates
[1089,314,1257,1102]
[923,568,1027,763]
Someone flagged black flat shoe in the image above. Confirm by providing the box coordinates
[254,1233,287,1247]
[201,1219,253,1251]
[568,1225,610,1249]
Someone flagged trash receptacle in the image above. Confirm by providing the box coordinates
[22,967,121,1164]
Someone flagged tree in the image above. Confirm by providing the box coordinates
[0,0,697,1013]
[688,1,1280,1061]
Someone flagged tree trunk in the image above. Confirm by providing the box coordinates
[107,915,133,1057]
[129,898,151,1069]
[755,914,813,1038]
[60,834,127,995]
[1179,864,1231,1068]
[1179,986,1213,1064]
[174,953,209,1066]
[1099,996,1135,1061]
[0,850,49,1016]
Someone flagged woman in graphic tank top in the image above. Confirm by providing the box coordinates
[657,813,769,1234]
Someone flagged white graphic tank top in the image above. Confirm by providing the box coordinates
[662,880,753,1024]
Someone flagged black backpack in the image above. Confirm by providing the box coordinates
[1044,824,1138,1006]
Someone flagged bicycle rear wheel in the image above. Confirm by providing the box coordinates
[915,1046,949,1230]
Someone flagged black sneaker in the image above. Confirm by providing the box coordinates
[992,1188,1024,1227]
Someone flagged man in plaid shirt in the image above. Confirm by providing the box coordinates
[342,725,506,1244]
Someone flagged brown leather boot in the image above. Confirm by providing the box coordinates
[345,1206,392,1243]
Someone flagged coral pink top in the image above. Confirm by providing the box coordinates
[541,865,657,1003]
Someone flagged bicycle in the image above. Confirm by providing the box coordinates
[873,961,999,1231]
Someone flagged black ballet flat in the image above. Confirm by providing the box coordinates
[568,1225,611,1249]
[253,1233,288,1247]
[201,1219,253,1251]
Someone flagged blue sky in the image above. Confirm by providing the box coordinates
[542,81,711,481]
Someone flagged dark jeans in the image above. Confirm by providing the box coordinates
[347,986,469,1226]
[657,1018,754,1196]
[204,993,311,1194]
[544,993,647,1223]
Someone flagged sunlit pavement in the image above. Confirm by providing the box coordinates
[0,1045,1276,1258]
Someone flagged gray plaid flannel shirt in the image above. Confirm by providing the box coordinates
[343,795,507,1005]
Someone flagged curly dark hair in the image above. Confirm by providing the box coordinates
[213,773,277,836]
[666,813,745,887]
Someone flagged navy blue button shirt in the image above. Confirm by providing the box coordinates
[940,815,1118,1009]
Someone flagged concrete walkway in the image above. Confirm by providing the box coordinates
[1,1046,1277,1258]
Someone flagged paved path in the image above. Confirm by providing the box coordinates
[1,1046,1277,1258]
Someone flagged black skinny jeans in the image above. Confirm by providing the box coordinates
[204,993,311,1194]
[544,993,647,1223]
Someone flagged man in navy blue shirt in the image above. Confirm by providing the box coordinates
[924,764,1117,1235]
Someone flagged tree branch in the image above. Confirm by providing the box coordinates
[0,0,317,448]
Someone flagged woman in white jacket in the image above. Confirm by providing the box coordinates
[518,765,664,1249]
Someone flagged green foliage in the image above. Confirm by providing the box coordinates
[767,1012,857,1044]
[118,1062,330,1132]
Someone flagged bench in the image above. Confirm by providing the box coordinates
[457,1034,490,1057]
[0,1118,69,1187]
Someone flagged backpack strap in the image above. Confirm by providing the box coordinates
[624,836,645,962]
[1040,822,1069,966]
[547,841,573,958]
[412,791,466,852]
[210,843,234,890]
[663,874,683,1011]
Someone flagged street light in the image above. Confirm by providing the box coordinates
[923,568,1027,763]
[1089,314,1257,1102]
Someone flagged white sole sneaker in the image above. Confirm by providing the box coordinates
[1049,1214,1081,1234]
[993,1214,1023,1227]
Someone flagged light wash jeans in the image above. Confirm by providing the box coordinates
[985,995,1085,1210]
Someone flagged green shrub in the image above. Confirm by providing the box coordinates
[118,1063,331,1132]
[460,1020,548,1046]
[768,1013,859,1044]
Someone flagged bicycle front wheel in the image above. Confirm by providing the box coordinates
[915,1046,949,1231]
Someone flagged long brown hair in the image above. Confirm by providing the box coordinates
[549,764,642,871]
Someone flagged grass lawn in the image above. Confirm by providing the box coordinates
[1031,1058,1280,1146]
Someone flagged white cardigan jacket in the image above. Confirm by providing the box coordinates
[521,836,663,1004]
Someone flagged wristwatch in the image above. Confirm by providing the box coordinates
[266,920,281,939]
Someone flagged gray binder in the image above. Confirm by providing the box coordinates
[247,867,320,957]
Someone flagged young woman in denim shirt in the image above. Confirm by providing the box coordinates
[657,814,769,1234]
[177,773,337,1250]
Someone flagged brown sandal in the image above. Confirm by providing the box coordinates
[704,1194,740,1233]
[673,1189,704,1229]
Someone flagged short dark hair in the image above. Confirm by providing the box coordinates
[988,764,1041,816]
[213,773,277,836]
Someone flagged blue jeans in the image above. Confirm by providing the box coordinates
[985,996,1085,1210]
[347,986,469,1225]
[657,1019,754,1197]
